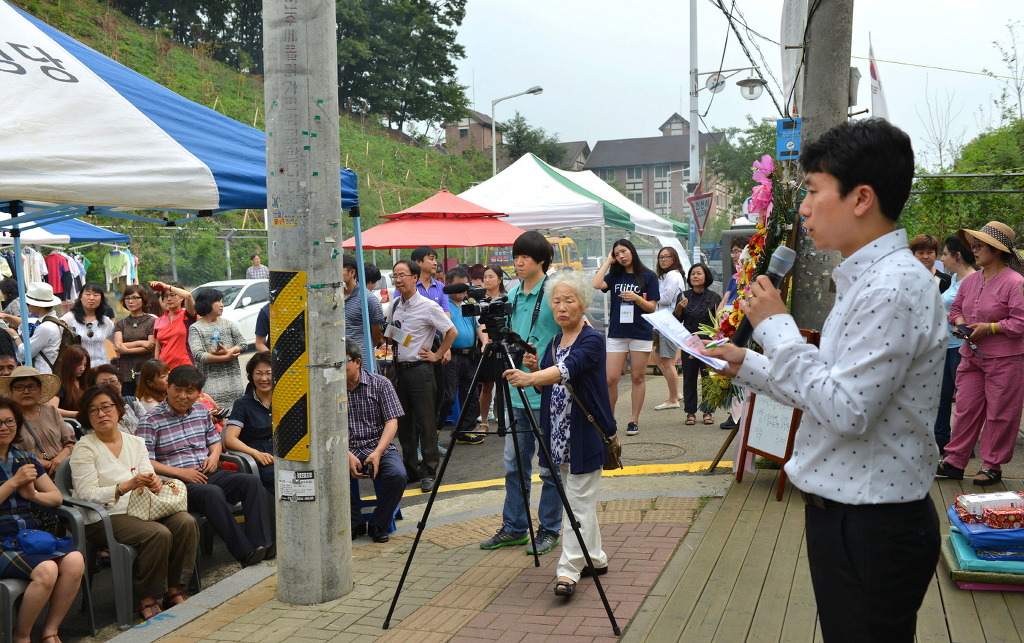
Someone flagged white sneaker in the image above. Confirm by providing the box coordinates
[654,401,680,410]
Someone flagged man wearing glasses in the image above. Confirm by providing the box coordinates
[479,231,563,557]
[388,260,457,493]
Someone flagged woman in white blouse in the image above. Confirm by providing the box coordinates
[70,385,198,621]
[61,283,115,366]
[652,247,686,410]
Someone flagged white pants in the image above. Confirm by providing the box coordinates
[556,464,608,582]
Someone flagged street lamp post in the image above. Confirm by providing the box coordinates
[491,85,543,176]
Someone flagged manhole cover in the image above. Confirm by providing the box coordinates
[621,442,686,462]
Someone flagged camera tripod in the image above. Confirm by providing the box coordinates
[382,334,620,635]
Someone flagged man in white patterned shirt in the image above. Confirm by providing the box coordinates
[706,119,944,642]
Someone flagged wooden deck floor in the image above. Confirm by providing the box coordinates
[625,469,1024,642]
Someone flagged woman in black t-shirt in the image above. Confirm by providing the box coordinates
[224,352,274,491]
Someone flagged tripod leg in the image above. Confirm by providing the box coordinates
[499,376,541,567]
[500,345,621,636]
[383,348,490,629]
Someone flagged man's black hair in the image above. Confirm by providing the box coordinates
[446,267,469,283]
[363,262,382,284]
[342,254,358,272]
[167,365,207,391]
[512,231,553,272]
[0,353,17,363]
[411,246,438,263]
[193,288,224,317]
[730,235,750,250]
[345,337,362,362]
[799,118,914,221]
[394,259,420,277]
[250,253,260,260]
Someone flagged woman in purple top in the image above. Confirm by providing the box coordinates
[937,221,1024,486]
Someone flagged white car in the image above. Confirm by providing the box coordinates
[192,279,270,346]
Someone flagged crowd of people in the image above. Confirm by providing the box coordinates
[5,118,1024,637]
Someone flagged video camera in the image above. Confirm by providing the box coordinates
[441,282,535,366]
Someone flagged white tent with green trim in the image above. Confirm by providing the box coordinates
[460,153,689,263]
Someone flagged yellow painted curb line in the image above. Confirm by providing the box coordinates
[398,461,734,499]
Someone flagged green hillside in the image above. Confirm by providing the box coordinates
[10,0,491,282]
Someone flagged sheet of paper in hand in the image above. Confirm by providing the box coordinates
[642,309,728,370]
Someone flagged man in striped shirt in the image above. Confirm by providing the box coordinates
[137,365,273,568]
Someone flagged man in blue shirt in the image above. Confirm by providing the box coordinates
[479,232,563,556]
[436,268,485,445]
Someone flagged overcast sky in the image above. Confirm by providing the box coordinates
[454,0,1020,170]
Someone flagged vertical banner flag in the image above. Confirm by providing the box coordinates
[869,35,889,121]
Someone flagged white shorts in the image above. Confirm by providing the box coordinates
[607,336,654,353]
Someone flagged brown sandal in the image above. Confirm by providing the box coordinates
[703,413,714,425]
[162,591,189,609]
[685,414,696,425]
[139,600,162,621]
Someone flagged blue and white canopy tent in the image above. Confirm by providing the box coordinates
[0,0,360,354]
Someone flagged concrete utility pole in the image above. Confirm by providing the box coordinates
[788,0,854,330]
[263,0,351,603]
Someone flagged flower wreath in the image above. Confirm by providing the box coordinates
[699,154,798,410]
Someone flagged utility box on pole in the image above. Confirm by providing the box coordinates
[788,0,855,330]
[263,0,351,603]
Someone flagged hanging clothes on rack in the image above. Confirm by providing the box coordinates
[44,250,71,299]
[21,247,45,284]
[103,248,131,293]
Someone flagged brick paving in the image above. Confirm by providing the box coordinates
[143,496,700,642]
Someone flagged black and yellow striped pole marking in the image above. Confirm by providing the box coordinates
[270,270,310,461]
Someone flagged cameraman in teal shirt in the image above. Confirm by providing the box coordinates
[479,232,563,556]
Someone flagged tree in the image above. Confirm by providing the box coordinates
[703,118,775,212]
[336,0,469,131]
[901,118,1024,241]
[500,111,565,167]
[984,21,1024,123]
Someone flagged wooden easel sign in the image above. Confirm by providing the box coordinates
[735,328,818,500]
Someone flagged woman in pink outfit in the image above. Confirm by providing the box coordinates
[937,221,1024,486]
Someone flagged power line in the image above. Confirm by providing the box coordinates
[728,1,786,98]
[850,55,1024,82]
[701,0,735,118]
[709,0,786,117]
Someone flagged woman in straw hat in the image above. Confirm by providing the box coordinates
[936,221,1024,486]
[1,366,76,477]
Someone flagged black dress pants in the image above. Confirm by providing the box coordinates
[804,495,939,643]
[186,469,273,561]
[396,362,439,480]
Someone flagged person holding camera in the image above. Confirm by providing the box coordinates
[345,339,406,543]
[479,231,563,557]
[389,260,457,493]
[436,268,485,445]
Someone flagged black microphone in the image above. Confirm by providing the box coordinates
[442,282,471,295]
[730,245,797,348]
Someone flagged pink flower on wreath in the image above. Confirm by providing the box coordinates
[752,154,774,183]
[748,182,773,223]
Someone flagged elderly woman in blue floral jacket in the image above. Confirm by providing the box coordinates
[504,270,616,598]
